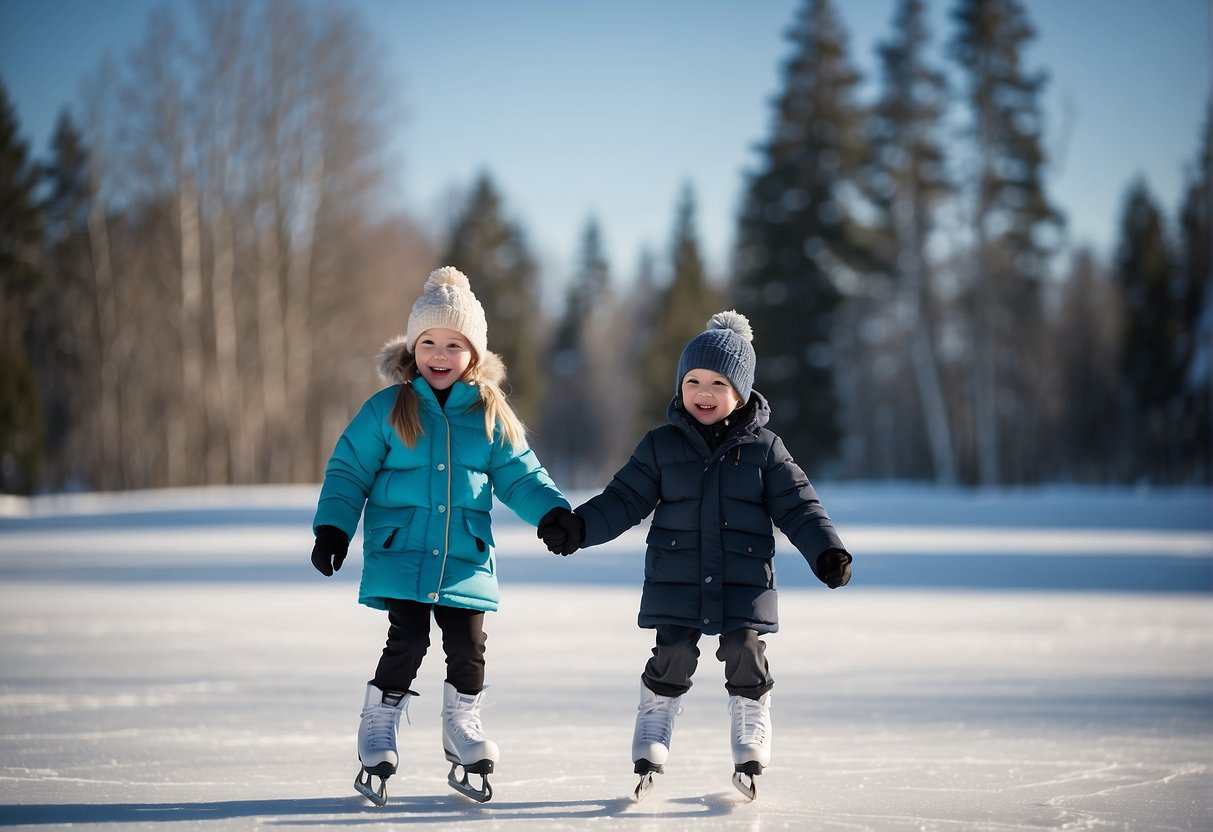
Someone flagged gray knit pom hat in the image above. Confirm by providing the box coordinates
[404,266,488,357]
[675,310,756,402]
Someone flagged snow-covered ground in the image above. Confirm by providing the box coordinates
[1,484,1211,831]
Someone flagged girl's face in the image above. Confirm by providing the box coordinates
[414,328,474,390]
[681,368,743,425]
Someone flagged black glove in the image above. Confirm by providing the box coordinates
[311,525,350,576]
[537,507,586,556]
[816,548,852,589]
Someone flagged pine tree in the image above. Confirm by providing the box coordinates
[1114,179,1181,480]
[864,0,956,482]
[442,172,544,426]
[0,81,46,493]
[541,217,614,484]
[28,111,96,488]
[732,0,866,468]
[552,218,610,369]
[639,183,720,428]
[1047,248,1120,481]
[949,0,1061,483]
[622,246,660,439]
[1175,106,1211,482]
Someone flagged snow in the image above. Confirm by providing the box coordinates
[1,484,1211,831]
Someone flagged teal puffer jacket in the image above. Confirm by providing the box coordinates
[313,351,568,612]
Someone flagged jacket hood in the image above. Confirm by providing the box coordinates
[375,335,507,388]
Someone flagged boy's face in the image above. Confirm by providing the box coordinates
[414,328,474,390]
[680,368,743,425]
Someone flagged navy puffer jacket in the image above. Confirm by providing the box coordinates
[576,391,846,635]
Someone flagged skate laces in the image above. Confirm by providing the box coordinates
[636,696,682,744]
[361,698,409,750]
[446,692,487,742]
[730,696,769,745]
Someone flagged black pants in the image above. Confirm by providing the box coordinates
[642,625,773,700]
[373,599,487,695]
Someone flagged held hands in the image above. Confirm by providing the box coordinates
[537,507,586,556]
[816,548,852,589]
[311,525,350,576]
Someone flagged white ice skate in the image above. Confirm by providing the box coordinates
[441,682,499,802]
[728,691,772,800]
[630,684,683,801]
[355,683,415,806]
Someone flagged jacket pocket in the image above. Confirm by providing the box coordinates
[644,526,699,584]
[464,511,495,550]
[447,511,495,570]
[722,528,775,558]
[366,508,417,552]
[645,526,697,552]
[722,528,775,588]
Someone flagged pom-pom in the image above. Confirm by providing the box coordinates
[707,310,753,342]
[425,266,471,291]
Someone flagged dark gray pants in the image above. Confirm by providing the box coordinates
[373,599,487,695]
[642,625,773,700]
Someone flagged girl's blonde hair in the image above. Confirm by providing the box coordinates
[388,349,527,450]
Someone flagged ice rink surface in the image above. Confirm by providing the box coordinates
[1,485,1210,831]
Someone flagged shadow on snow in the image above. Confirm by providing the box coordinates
[0,792,744,826]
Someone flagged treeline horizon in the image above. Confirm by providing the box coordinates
[1,0,1209,495]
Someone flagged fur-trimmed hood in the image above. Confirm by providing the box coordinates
[375,335,507,388]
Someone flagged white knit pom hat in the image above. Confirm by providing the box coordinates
[404,266,489,357]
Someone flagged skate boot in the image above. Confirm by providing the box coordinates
[442,682,499,802]
[728,691,772,800]
[354,682,415,806]
[630,683,683,801]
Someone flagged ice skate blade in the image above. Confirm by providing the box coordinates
[355,768,389,806]
[447,762,493,803]
[732,770,758,801]
[633,771,657,802]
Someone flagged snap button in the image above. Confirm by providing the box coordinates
[437,463,446,471]
[428,592,439,601]
[703,618,710,625]
[432,549,439,556]
[438,505,446,513]
[747,546,753,553]
[670,539,676,546]
[704,576,713,583]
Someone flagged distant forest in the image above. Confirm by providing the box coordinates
[1,0,1209,494]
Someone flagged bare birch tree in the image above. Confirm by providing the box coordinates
[65,0,401,488]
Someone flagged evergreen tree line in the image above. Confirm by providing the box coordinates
[1,0,1209,494]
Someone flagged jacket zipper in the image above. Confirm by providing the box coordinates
[429,409,454,602]
[704,438,749,472]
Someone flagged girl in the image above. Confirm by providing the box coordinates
[310,266,570,805]
[539,311,852,801]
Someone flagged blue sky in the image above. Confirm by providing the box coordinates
[1,0,1208,292]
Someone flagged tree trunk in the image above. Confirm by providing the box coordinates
[87,183,123,490]
[209,205,241,484]
[896,194,957,484]
[284,150,324,482]
[175,174,205,486]
[257,202,289,482]
[973,84,1000,486]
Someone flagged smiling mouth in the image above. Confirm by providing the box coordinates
[695,403,717,412]
[429,366,452,377]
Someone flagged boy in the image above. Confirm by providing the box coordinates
[539,310,851,800]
